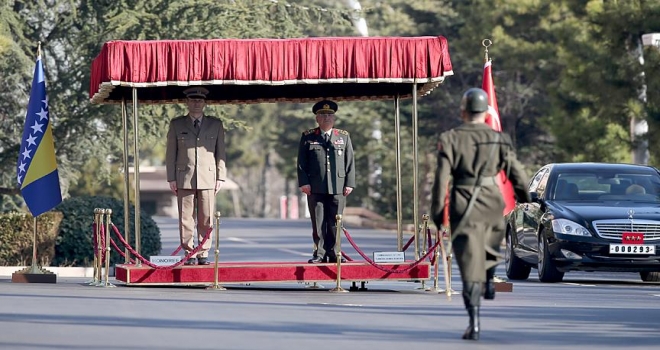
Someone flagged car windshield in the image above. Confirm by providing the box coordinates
[553,169,660,203]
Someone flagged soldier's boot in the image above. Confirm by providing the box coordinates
[484,267,496,300]
[461,282,481,341]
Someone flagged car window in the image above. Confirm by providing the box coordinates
[554,170,660,202]
[529,168,548,193]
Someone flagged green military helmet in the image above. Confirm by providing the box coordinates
[460,88,489,113]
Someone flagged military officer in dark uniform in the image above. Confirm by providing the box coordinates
[297,100,355,263]
[430,88,531,340]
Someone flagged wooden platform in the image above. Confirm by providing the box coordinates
[115,261,431,286]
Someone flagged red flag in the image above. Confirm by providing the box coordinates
[482,60,516,215]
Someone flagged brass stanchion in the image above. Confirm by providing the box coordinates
[417,214,431,291]
[433,228,442,292]
[88,209,101,286]
[207,211,226,290]
[329,215,348,293]
[101,209,116,288]
[438,228,453,300]
[95,208,105,286]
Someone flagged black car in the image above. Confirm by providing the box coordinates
[505,162,660,283]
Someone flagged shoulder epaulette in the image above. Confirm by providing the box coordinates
[204,115,221,121]
[335,128,349,135]
[173,115,187,121]
[303,128,317,136]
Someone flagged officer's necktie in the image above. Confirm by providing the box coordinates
[323,133,330,144]
[194,119,200,130]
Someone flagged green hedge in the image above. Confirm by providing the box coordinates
[0,212,63,266]
[53,196,162,267]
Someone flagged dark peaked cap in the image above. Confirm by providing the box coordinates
[183,87,209,99]
[312,100,338,115]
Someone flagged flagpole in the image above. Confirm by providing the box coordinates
[482,38,492,62]
[11,41,57,283]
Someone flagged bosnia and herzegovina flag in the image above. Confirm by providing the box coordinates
[16,56,62,217]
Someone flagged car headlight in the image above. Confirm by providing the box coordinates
[551,219,591,236]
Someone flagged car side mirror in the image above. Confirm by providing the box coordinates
[530,192,540,203]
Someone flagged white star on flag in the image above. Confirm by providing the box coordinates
[25,134,37,147]
[36,108,48,121]
[22,148,32,160]
[30,121,44,134]
[17,174,22,184]
[18,162,26,173]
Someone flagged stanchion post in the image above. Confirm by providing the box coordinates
[439,228,452,300]
[433,228,442,292]
[418,214,430,291]
[329,215,348,293]
[96,208,105,286]
[207,211,226,291]
[88,209,100,286]
[101,209,116,288]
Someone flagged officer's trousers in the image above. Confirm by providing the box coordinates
[308,193,345,258]
[177,188,214,258]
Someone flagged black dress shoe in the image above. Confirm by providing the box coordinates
[184,258,196,266]
[462,306,480,340]
[197,257,210,265]
[308,256,324,263]
[326,256,346,263]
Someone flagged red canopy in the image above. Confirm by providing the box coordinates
[90,36,453,105]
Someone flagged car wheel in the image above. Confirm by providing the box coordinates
[505,229,530,280]
[538,234,564,283]
[640,271,660,282]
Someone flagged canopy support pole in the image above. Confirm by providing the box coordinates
[132,88,142,265]
[121,99,131,264]
[394,95,403,251]
[412,83,420,260]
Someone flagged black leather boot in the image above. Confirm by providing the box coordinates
[484,268,496,300]
[461,282,481,340]
[462,306,480,340]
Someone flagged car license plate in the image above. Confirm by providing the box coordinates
[609,244,655,255]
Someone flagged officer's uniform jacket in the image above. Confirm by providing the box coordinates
[297,127,355,194]
[430,123,530,228]
[430,123,531,283]
[165,115,226,190]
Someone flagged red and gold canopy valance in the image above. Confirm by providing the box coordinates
[90,36,453,105]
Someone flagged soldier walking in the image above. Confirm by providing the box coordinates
[430,88,530,340]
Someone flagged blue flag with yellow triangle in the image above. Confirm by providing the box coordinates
[16,56,62,216]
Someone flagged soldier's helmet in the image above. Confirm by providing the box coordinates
[460,88,489,113]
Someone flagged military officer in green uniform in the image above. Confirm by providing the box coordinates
[430,88,530,340]
[297,100,355,263]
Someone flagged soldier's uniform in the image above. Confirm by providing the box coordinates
[297,100,355,263]
[430,88,530,340]
[165,87,227,265]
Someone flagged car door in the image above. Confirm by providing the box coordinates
[520,167,550,262]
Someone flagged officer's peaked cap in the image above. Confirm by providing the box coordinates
[183,87,209,99]
[312,100,338,115]
[460,88,489,113]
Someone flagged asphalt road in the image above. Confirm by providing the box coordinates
[1,217,659,350]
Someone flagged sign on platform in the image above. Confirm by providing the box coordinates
[149,256,182,266]
[373,251,405,263]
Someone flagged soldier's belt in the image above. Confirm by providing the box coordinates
[453,176,498,187]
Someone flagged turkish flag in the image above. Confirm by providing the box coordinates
[483,60,517,215]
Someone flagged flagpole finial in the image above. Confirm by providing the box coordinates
[482,39,492,62]
[37,41,41,59]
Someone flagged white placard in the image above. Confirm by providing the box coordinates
[149,256,182,266]
[373,251,405,263]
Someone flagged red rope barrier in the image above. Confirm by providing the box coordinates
[343,228,440,273]
[110,223,213,270]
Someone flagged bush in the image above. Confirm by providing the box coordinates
[53,196,161,267]
[0,211,63,266]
